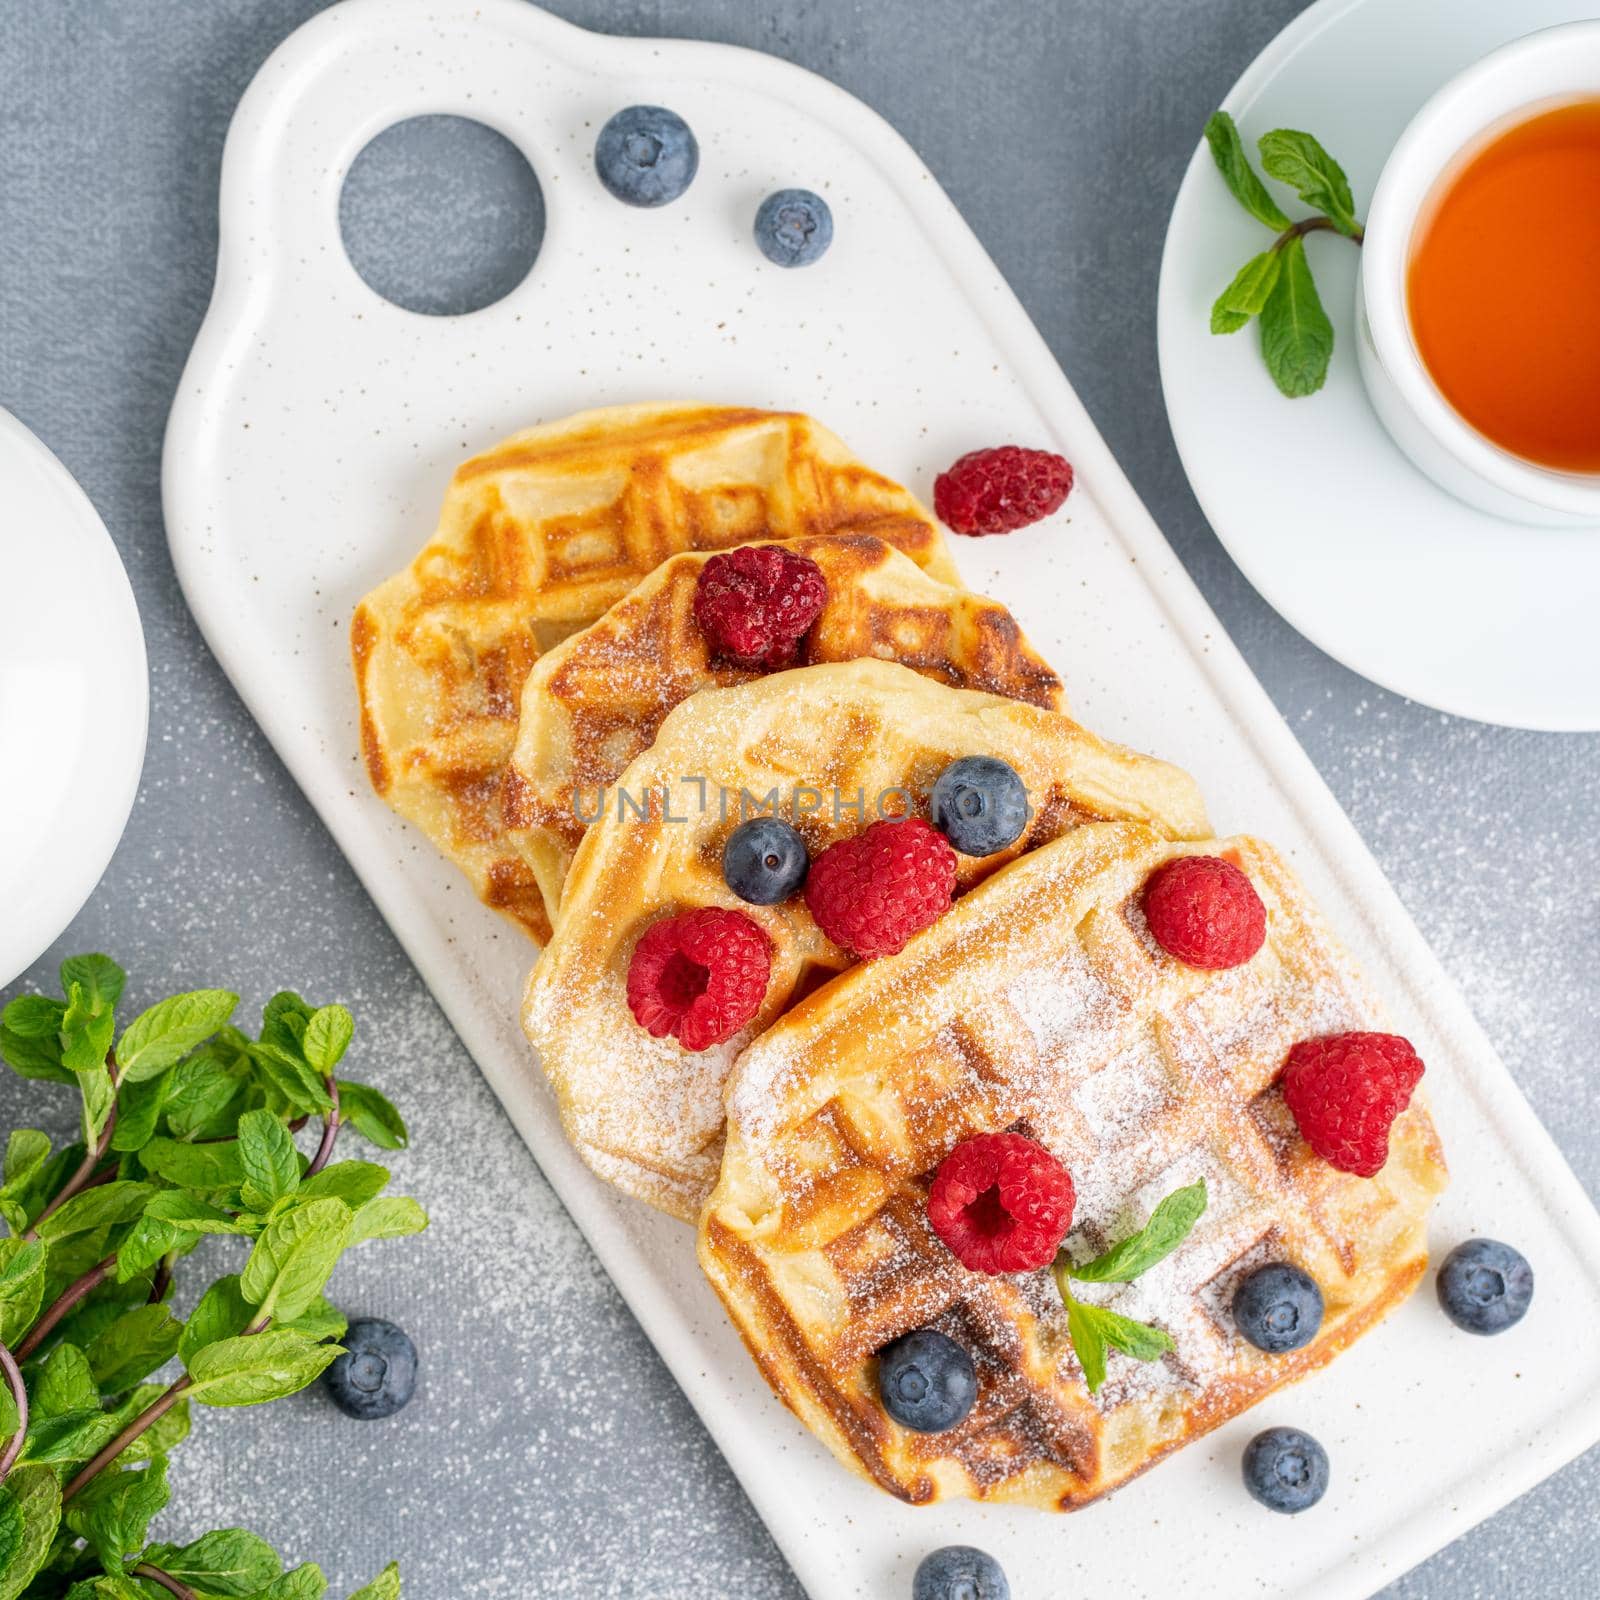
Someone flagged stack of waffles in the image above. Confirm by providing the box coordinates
[353,403,1447,1510]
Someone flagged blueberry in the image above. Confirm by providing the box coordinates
[722,817,809,905]
[912,1546,1009,1600]
[929,756,1030,856]
[323,1318,417,1420]
[1242,1426,1329,1513]
[594,106,698,207]
[1232,1262,1324,1354]
[754,189,834,267]
[876,1329,976,1433]
[1437,1237,1533,1335]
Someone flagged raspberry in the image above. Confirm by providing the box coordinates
[1281,1032,1425,1178]
[927,1131,1075,1274]
[625,908,771,1051]
[804,818,957,959]
[1142,854,1267,970]
[692,545,828,667]
[933,445,1074,536]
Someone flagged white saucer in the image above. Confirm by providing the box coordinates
[0,410,148,987]
[1158,0,1600,731]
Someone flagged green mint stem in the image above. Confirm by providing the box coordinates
[24,1054,121,1241]
[0,1339,26,1484]
[63,1375,190,1503]
[15,1251,117,1361]
[131,1562,199,1600]
[304,1077,341,1179]
[1273,213,1363,250]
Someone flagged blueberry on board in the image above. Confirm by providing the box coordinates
[1232,1262,1324,1354]
[594,106,698,207]
[1242,1426,1329,1513]
[1437,1237,1534,1335]
[929,756,1030,856]
[876,1329,977,1433]
[753,188,834,267]
[323,1318,417,1420]
[723,817,809,904]
[912,1546,1010,1600]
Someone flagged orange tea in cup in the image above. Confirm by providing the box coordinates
[1407,98,1600,474]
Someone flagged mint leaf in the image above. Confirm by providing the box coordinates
[346,1563,401,1600]
[1203,111,1290,231]
[1211,250,1283,334]
[110,1075,169,1153]
[19,1406,123,1465]
[0,1023,71,1084]
[1063,1293,1109,1394]
[280,1295,346,1344]
[186,1330,342,1407]
[347,1197,427,1247]
[60,955,126,1014]
[1068,1181,1208,1283]
[1259,235,1333,397]
[238,1110,301,1212]
[138,1137,244,1192]
[160,1040,252,1141]
[1259,128,1360,237]
[179,1276,252,1366]
[302,1007,354,1076]
[60,982,116,1075]
[260,993,313,1054]
[253,1565,328,1600]
[336,1082,407,1150]
[1063,1298,1174,1395]
[0,1465,62,1600]
[240,1200,351,1323]
[0,1239,46,1345]
[2,1130,50,1190]
[298,1161,389,1206]
[78,1062,116,1148]
[0,997,64,1039]
[139,1527,281,1596]
[35,1181,155,1245]
[117,990,239,1083]
[118,1192,248,1282]
[85,1303,183,1393]
[251,1043,333,1118]
[64,1457,170,1574]
[34,1344,98,1418]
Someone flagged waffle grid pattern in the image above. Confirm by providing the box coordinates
[352,404,956,942]
[702,823,1447,1509]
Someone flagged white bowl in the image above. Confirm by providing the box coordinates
[0,410,148,988]
[1358,20,1600,524]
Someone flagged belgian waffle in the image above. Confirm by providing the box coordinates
[502,531,1064,929]
[699,822,1447,1509]
[521,661,1210,1221]
[351,403,957,942]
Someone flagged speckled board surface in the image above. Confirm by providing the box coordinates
[0,3,1596,1597]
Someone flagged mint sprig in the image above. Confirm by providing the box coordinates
[0,955,423,1599]
[1053,1180,1207,1395]
[1203,111,1363,397]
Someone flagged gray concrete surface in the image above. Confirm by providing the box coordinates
[2,2,1597,1595]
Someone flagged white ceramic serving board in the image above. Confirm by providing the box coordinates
[163,4,1600,1596]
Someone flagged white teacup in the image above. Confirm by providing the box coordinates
[1357,21,1600,526]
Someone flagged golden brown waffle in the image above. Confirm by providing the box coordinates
[351,404,958,942]
[521,661,1210,1221]
[700,822,1447,1510]
[502,532,1064,929]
